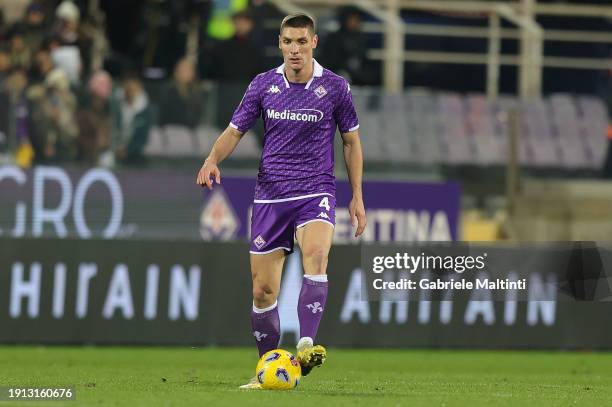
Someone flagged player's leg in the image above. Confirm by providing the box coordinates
[250,250,286,357]
[240,249,287,390]
[240,201,294,389]
[294,195,335,375]
[295,221,333,345]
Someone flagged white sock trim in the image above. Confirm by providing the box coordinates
[304,274,328,282]
[252,300,277,314]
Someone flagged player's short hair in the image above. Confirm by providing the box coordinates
[280,13,316,36]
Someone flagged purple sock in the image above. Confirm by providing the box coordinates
[298,276,329,341]
[250,302,280,357]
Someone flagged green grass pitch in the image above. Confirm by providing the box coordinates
[1,346,611,406]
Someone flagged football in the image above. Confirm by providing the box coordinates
[255,349,302,390]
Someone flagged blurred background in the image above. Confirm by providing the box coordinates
[0,0,611,349]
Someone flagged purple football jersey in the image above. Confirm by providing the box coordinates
[230,59,359,200]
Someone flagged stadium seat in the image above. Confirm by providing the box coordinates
[143,88,609,170]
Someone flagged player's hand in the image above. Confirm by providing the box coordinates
[349,195,366,237]
[196,159,221,190]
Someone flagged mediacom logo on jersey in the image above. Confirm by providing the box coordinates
[266,109,323,123]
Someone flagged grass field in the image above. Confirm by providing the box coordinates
[1,346,612,406]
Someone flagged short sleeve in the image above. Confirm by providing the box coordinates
[333,80,359,133]
[229,76,262,133]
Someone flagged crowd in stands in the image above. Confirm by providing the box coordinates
[0,0,384,168]
[0,0,147,167]
[0,0,609,170]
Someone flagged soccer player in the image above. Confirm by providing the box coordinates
[196,13,366,389]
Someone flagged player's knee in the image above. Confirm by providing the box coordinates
[252,287,266,302]
[252,284,276,302]
[302,245,328,271]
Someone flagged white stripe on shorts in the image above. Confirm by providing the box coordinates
[249,246,292,255]
[296,219,335,230]
[253,192,333,204]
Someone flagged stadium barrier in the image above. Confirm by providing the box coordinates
[0,165,461,241]
[2,238,612,349]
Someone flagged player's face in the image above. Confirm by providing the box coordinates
[279,27,318,71]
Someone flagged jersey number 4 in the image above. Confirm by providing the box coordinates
[319,197,330,211]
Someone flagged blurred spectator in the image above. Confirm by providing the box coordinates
[136,0,191,78]
[159,58,201,130]
[200,10,264,136]
[29,46,54,85]
[2,0,29,25]
[77,70,112,164]
[28,68,77,162]
[0,46,11,87]
[206,0,248,41]
[0,65,33,167]
[200,10,264,82]
[320,6,376,86]
[22,3,47,53]
[50,41,81,84]
[7,25,31,69]
[53,0,91,81]
[111,73,152,165]
[55,1,80,41]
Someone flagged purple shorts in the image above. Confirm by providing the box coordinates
[250,194,336,254]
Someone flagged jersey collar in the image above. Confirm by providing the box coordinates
[276,59,323,89]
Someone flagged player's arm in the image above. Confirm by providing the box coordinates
[341,129,366,237]
[196,75,261,190]
[196,126,243,190]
